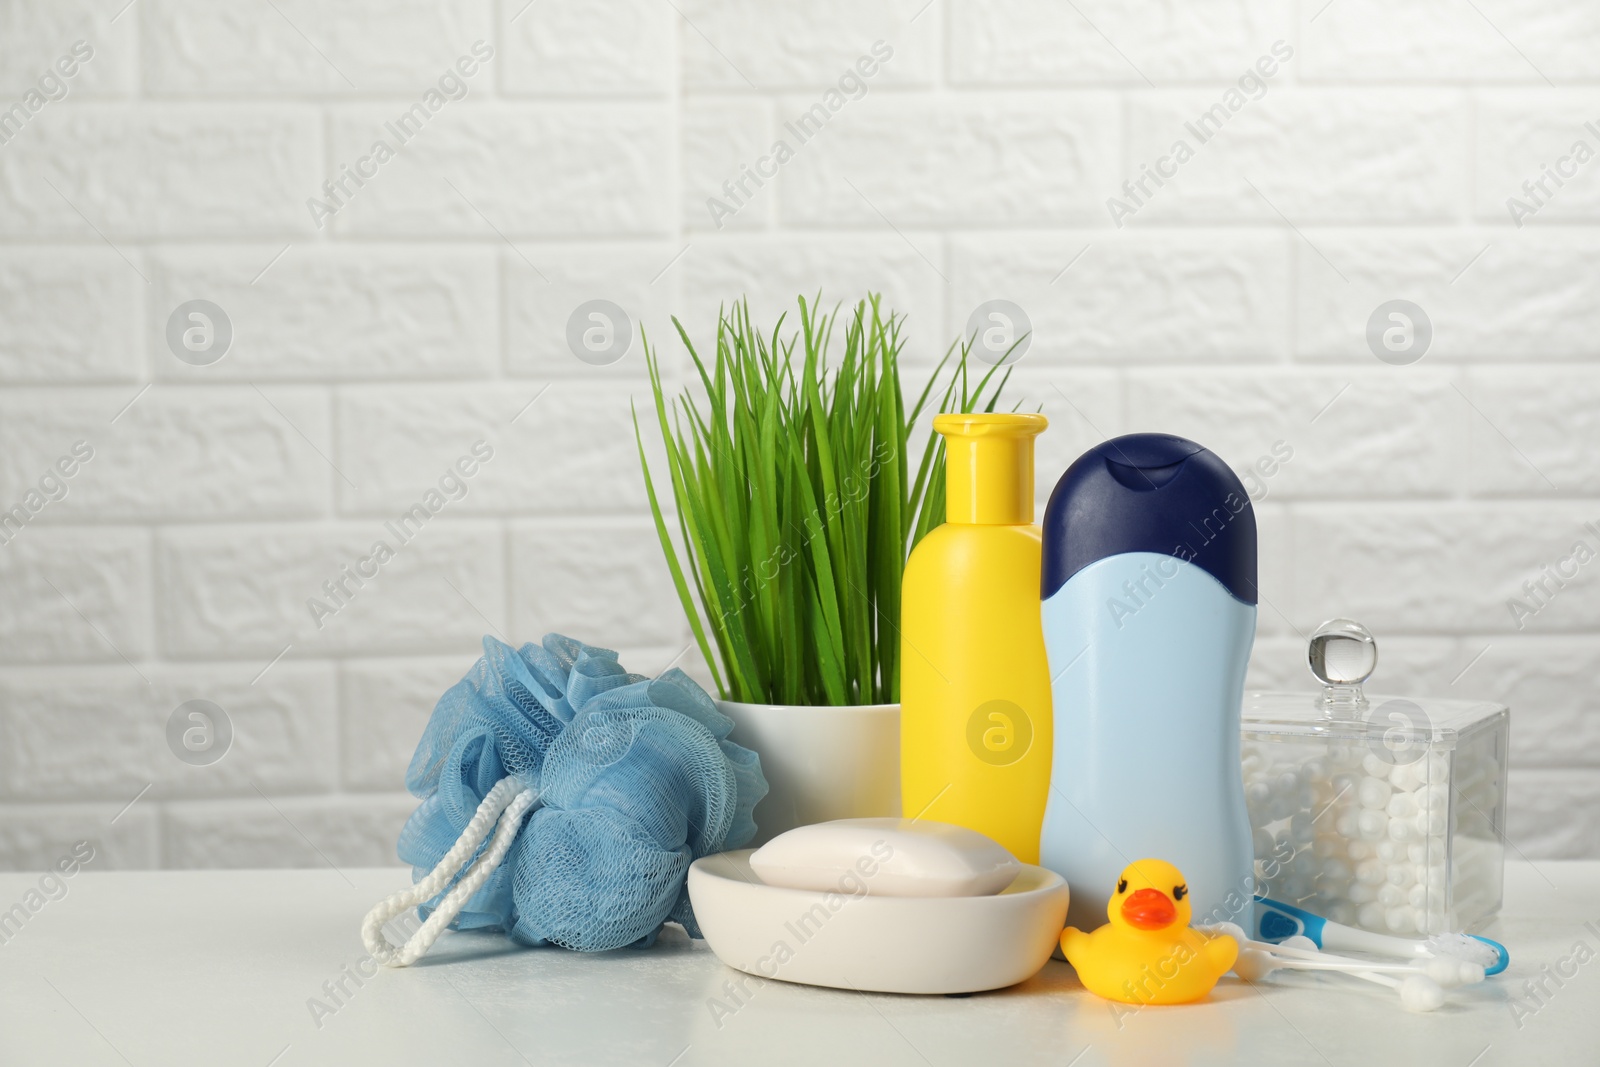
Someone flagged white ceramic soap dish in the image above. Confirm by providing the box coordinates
[688,850,1069,995]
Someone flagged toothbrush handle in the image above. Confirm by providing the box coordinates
[1259,894,1423,958]
[1319,918,1428,959]
[1254,896,1328,948]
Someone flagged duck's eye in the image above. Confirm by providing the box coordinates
[1116,878,1128,894]
[1173,884,1188,901]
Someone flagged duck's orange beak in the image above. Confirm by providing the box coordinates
[1121,888,1176,930]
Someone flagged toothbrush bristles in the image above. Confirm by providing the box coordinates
[1425,933,1499,968]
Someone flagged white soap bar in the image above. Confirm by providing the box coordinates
[749,818,1021,898]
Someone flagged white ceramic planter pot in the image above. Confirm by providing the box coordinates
[718,700,901,846]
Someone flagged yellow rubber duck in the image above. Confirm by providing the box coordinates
[1059,858,1238,1005]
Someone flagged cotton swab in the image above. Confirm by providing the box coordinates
[1231,945,1445,1010]
[1229,929,1484,985]
[1205,923,1482,1012]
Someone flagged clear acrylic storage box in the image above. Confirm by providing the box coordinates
[1241,620,1509,935]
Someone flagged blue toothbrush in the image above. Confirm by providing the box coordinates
[1255,896,1509,977]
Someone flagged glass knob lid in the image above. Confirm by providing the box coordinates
[1307,618,1377,710]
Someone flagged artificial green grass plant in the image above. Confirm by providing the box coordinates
[633,294,1011,707]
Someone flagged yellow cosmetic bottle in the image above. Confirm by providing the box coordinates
[900,413,1052,863]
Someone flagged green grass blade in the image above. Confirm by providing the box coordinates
[632,292,1013,706]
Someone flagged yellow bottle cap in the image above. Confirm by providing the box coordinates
[934,413,1048,525]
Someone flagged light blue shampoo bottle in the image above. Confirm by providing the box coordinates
[1039,434,1257,932]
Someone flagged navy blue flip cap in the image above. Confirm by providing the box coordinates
[1041,433,1258,604]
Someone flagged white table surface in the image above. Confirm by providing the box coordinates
[0,862,1595,1066]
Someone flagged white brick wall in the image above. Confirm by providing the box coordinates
[1,0,1596,871]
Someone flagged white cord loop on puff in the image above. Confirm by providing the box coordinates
[361,775,537,967]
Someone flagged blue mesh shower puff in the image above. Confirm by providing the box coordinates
[394,634,768,950]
